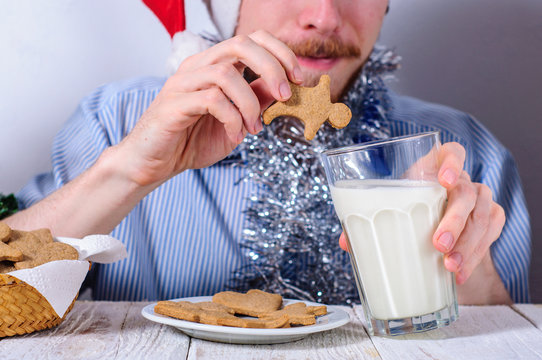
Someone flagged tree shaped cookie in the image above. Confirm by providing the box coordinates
[262,74,352,140]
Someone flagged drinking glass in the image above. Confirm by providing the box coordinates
[321,131,458,336]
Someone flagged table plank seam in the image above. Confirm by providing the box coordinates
[510,304,541,331]
[352,305,384,359]
[112,301,134,359]
[367,332,384,359]
[185,335,192,360]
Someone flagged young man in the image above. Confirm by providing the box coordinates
[5,0,530,304]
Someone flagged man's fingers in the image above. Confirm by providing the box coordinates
[339,232,348,251]
[173,64,262,135]
[451,200,505,284]
[198,88,245,144]
[226,35,291,101]
[438,142,466,188]
[142,87,244,145]
[433,172,476,253]
[248,30,302,84]
[442,183,492,272]
[250,78,277,112]
[180,33,293,102]
[168,30,303,134]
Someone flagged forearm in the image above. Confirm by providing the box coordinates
[456,251,512,305]
[4,146,158,237]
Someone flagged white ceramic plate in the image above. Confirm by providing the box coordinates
[141,296,350,344]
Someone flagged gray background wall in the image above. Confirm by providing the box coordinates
[1,0,540,301]
[379,0,542,302]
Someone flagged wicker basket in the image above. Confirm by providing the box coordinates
[0,273,78,337]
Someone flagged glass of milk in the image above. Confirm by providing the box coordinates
[321,131,458,336]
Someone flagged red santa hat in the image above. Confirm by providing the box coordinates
[143,0,242,75]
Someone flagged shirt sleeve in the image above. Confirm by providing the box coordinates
[467,118,531,303]
[17,87,114,209]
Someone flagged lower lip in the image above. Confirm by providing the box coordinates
[297,56,340,71]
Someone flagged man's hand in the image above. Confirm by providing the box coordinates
[5,31,304,238]
[432,143,506,284]
[433,142,510,303]
[338,142,510,304]
[115,30,303,187]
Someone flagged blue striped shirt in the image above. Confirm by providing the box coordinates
[17,76,531,303]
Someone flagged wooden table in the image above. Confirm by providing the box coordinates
[1,301,542,359]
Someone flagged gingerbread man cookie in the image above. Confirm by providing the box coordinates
[212,289,283,317]
[259,301,327,326]
[262,74,352,140]
[154,300,288,328]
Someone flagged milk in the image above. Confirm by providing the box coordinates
[330,179,454,320]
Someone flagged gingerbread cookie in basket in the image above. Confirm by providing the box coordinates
[0,224,79,273]
[0,223,81,338]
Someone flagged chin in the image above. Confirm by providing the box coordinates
[300,70,346,102]
[300,71,323,87]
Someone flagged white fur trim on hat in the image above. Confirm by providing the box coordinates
[167,30,212,75]
[166,0,242,76]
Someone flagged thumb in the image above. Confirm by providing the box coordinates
[339,232,349,252]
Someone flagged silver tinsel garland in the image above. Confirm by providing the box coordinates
[229,46,401,305]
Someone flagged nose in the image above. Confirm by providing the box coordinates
[298,0,342,35]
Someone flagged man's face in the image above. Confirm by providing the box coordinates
[235,0,389,100]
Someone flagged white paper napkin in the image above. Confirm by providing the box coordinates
[56,234,128,263]
[6,234,127,318]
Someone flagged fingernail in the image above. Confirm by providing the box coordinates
[447,252,463,271]
[279,80,291,100]
[438,232,454,251]
[442,169,457,186]
[293,66,303,83]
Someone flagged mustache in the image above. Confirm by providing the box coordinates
[284,36,361,58]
